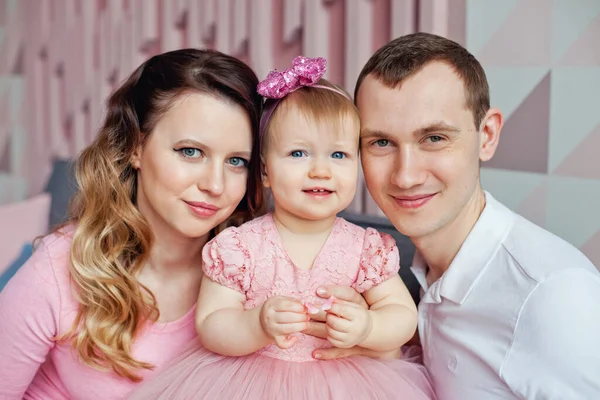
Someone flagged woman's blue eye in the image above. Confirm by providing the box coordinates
[331,152,346,159]
[179,148,202,158]
[228,157,248,167]
[290,150,305,158]
[428,135,443,143]
[374,139,389,147]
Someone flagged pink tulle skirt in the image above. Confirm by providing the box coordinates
[128,343,436,400]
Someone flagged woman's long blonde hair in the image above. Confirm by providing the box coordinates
[60,49,265,381]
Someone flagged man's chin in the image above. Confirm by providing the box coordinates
[386,214,435,239]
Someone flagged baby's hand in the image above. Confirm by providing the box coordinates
[326,300,373,349]
[259,296,308,349]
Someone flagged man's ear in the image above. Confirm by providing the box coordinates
[479,108,503,162]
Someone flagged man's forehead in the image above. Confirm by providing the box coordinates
[357,62,467,101]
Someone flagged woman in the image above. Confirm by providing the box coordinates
[0,48,265,399]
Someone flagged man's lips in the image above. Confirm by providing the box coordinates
[392,193,436,209]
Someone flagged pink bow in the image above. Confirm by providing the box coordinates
[257,56,327,99]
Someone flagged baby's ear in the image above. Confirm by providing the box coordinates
[261,158,271,188]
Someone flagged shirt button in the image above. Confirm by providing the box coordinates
[448,355,457,371]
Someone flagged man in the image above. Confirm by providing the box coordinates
[310,32,600,399]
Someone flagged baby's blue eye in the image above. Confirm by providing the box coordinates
[331,152,345,159]
[290,150,305,158]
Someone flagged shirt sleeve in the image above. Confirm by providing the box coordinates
[0,239,61,398]
[500,268,600,399]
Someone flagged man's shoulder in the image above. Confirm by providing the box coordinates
[499,206,597,282]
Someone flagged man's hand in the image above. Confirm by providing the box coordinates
[313,346,402,360]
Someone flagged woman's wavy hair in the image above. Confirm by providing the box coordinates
[59,49,265,381]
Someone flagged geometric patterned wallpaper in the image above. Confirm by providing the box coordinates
[469,0,600,267]
[0,0,598,266]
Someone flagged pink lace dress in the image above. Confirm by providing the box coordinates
[128,214,436,399]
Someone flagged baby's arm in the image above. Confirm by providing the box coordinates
[197,227,310,356]
[325,228,417,352]
[325,275,417,352]
[360,275,417,351]
[195,277,309,356]
[195,276,270,356]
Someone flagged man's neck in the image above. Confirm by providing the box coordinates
[412,188,487,283]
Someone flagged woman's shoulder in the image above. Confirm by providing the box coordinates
[32,224,76,271]
[0,224,77,321]
[18,224,78,291]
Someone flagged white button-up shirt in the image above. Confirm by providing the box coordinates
[412,192,600,400]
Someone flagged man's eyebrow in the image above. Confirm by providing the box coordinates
[413,122,460,137]
[360,129,396,141]
[361,122,460,141]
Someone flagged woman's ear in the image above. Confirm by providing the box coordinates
[130,145,142,169]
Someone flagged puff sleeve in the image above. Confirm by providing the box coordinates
[201,227,253,294]
[353,228,400,293]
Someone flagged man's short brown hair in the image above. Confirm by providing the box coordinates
[355,32,490,129]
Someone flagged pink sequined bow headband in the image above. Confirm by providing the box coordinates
[257,56,352,138]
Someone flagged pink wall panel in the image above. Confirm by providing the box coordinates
[0,0,463,213]
[1,1,598,266]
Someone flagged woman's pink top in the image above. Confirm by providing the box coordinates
[0,227,197,399]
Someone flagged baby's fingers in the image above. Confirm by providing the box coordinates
[273,311,309,324]
[328,302,359,321]
[272,297,306,313]
[274,321,309,336]
[326,313,351,333]
[274,334,298,349]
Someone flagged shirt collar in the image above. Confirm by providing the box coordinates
[410,191,515,305]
